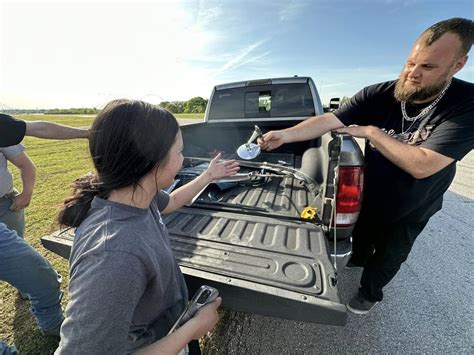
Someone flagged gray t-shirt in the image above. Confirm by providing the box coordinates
[0,144,24,197]
[56,191,189,355]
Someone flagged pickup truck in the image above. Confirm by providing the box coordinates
[42,76,364,326]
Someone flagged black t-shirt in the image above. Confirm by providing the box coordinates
[333,78,474,223]
[0,114,26,147]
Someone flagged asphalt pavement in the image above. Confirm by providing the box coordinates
[178,119,473,354]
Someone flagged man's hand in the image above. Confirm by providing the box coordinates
[10,192,32,211]
[9,152,36,211]
[258,130,288,151]
[337,124,454,179]
[336,125,375,139]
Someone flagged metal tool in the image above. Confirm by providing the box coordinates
[237,125,264,160]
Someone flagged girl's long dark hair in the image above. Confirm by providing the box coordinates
[57,99,179,227]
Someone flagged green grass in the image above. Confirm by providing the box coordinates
[1,113,204,354]
[174,113,205,119]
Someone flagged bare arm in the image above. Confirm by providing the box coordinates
[25,121,89,140]
[9,152,36,211]
[336,125,454,179]
[162,171,212,215]
[259,113,345,151]
[162,154,239,214]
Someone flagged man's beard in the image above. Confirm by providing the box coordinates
[394,76,448,103]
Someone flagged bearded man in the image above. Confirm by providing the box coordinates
[259,17,473,314]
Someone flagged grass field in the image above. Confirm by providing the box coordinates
[0,113,203,354]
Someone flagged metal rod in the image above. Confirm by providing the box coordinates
[193,200,267,212]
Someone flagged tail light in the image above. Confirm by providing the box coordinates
[335,166,364,227]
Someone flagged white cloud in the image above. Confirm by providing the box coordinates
[213,40,270,76]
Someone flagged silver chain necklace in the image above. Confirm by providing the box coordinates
[401,80,451,133]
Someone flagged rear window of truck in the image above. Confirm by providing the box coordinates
[208,83,316,120]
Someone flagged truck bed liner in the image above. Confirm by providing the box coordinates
[164,208,326,296]
[42,209,346,325]
[188,156,317,220]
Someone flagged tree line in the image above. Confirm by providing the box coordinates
[158,97,208,114]
[2,97,209,115]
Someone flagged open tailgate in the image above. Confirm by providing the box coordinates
[42,206,346,325]
[42,162,347,326]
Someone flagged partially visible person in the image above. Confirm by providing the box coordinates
[1,142,36,302]
[0,113,89,337]
[55,100,239,354]
[0,143,36,238]
[0,113,89,148]
[259,18,473,315]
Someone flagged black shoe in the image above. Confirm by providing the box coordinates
[347,294,379,315]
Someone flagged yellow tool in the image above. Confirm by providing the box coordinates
[300,207,317,220]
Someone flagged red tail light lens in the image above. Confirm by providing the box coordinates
[335,166,364,227]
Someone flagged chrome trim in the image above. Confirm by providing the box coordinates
[330,250,352,268]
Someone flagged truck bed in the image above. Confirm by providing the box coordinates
[190,173,315,221]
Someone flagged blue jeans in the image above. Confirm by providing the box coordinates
[0,341,18,355]
[1,194,26,301]
[0,222,64,331]
[0,193,25,238]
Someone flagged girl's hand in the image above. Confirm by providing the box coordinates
[205,153,240,181]
[133,298,222,355]
[187,297,222,340]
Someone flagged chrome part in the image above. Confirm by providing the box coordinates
[330,250,352,268]
[237,125,264,160]
[237,143,261,160]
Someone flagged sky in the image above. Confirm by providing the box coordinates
[0,0,473,109]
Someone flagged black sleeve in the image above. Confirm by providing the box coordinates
[421,112,474,161]
[0,114,26,147]
[332,86,374,126]
[332,81,396,127]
